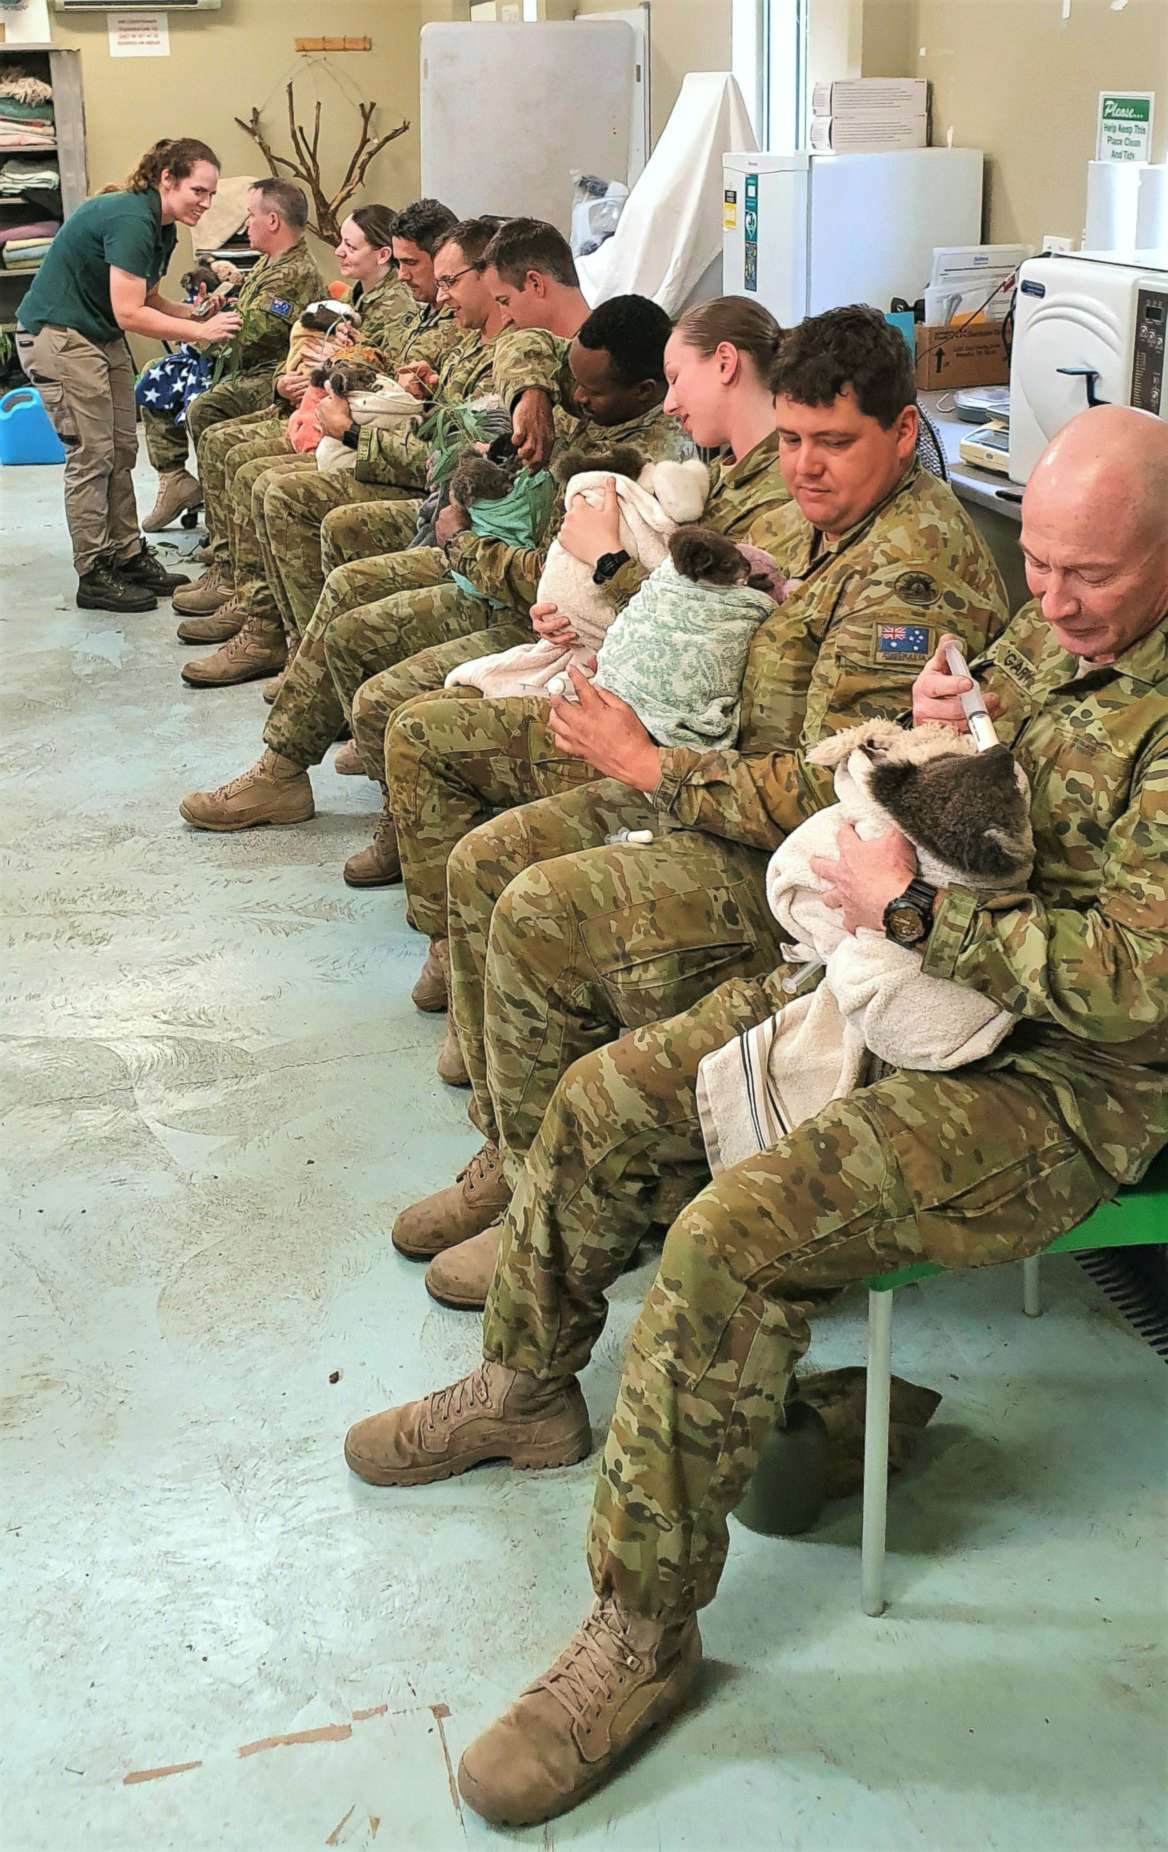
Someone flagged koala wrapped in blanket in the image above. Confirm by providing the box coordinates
[696,718,1036,1173]
[310,363,422,472]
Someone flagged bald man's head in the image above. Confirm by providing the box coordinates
[1020,406,1168,662]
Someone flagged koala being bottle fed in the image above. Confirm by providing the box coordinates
[944,642,999,752]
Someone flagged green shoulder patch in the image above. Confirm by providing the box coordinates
[894,570,940,607]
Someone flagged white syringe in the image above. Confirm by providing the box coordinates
[944,641,999,752]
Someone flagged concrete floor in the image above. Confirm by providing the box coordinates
[2,449,1166,1852]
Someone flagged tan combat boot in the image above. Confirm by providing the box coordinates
[179,750,314,832]
[437,1014,470,1087]
[425,1222,501,1310]
[333,740,364,775]
[411,936,450,1013]
[458,1600,702,1828]
[181,617,287,689]
[261,636,298,704]
[175,590,246,645]
[343,1359,591,1488]
[343,797,401,888]
[172,560,233,616]
[391,1139,509,1258]
[190,540,215,564]
[142,468,201,533]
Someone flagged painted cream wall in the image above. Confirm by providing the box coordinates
[52,0,423,283]
[574,0,733,143]
[914,0,1168,245]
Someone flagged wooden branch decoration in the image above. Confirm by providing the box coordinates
[234,78,409,245]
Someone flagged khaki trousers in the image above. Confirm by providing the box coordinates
[18,324,140,576]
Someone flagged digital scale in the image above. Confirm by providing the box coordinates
[958,421,1012,475]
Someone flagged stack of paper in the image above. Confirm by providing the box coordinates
[924,244,1031,324]
[810,78,928,154]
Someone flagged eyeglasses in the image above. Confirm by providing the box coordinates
[435,265,478,290]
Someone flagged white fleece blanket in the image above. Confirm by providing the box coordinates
[316,376,421,473]
[697,724,1030,1175]
[444,457,710,699]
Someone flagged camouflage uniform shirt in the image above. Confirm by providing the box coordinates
[220,238,324,388]
[652,462,1011,849]
[925,602,1168,1183]
[355,328,497,490]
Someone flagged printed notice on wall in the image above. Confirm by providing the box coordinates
[1096,91,1155,162]
[108,11,172,58]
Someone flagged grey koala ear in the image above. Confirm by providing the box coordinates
[807,716,904,770]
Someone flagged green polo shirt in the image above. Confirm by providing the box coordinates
[20,187,177,345]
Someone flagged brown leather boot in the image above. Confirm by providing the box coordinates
[333,739,364,775]
[142,468,201,534]
[178,750,314,831]
[391,1139,509,1258]
[176,590,245,645]
[181,617,287,689]
[343,1359,591,1488]
[172,560,233,616]
[437,1014,470,1086]
[425,1222,500,1310]
[411,936,450,1013]
[458,1601,701,1828]
[343,798,401,888]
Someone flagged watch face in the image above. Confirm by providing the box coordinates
[886,902,926,946]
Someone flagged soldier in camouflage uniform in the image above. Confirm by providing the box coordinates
[344,404,1168,1828]
[377,295,790,952]
[387,308,1009,1265]
[177,199,462,688]
[179,293,688,836]
[140,179,323,532]
[172,212,409,636]
[188,210,410,585]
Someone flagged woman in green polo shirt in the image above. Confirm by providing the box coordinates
[17,136,242,615]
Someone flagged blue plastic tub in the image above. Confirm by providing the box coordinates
[0,386,67,465]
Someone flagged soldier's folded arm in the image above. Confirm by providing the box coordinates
[924,745,1168,1042]
[650,563,998,848]
[489,327,572,413]
[355,421,429,488]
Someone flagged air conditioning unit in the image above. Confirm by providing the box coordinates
[55,0,221,11]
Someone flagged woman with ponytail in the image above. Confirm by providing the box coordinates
[17,137,240,614]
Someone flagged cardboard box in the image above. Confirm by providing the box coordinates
[811,78,929,117]
[810,115,927,153]
[914,322,1010,390]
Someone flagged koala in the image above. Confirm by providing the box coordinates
[551,443,647,487]
[181,262,225,299]
[311,358,380,399]
[299,299,362,337]
[669,524,753,589]
[449,452,520,507]
[809,719,1034,889]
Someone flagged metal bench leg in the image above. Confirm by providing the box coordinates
[862,1288,894,1617]
[1022,1255,1042,1318]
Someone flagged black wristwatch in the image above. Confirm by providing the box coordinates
[592,548,630,586]
[882,877,937,948]
[341,422,360,450]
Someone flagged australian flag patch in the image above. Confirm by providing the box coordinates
[268,297,293,320]
[876,623,930,657]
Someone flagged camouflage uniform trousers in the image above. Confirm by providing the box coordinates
[482,974,1113,1617]
[319,496,427,582]
[199,411,293,563]
[256,468,409,642]
[351,632,542,785]
[387,693,600,929]
[443,782,781,1174]
[225,447,317,593]
[141,372,273,476]
[263,557,486,769]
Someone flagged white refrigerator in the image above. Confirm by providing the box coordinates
[722,149,984,324]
